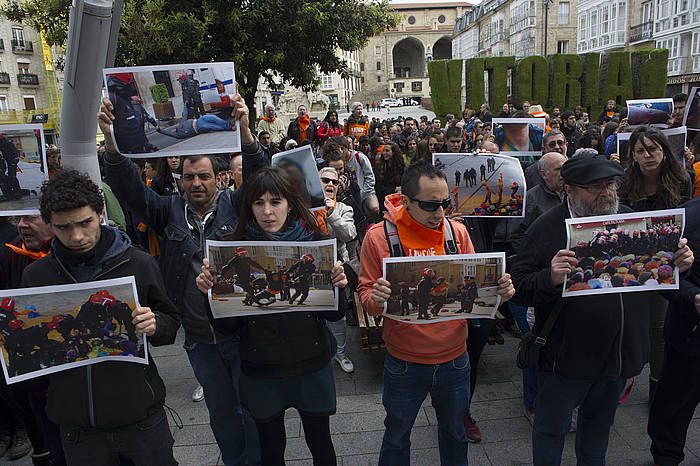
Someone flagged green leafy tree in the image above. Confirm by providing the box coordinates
[4,0,397,121]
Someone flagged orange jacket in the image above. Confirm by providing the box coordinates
[358,193,475,364]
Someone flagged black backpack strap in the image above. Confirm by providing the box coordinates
[443,219,458,255]
[383,220,403,257]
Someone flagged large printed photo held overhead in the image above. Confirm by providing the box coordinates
[103,62,241,158]
[0,124,48,217]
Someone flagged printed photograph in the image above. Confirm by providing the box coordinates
[491,118,546,157]
[0,124,47,217]
[383,253,505,324]
[206,239,339,318]
[626,98,674,127]
[683,86,700,132]
[617,127,686,164]
[433,153,526,217]
[103,62,241,158]
[0,277,146,384]
[271,145,325,211]
[563,209,685,297]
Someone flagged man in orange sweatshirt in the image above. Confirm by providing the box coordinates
[358,161,515,465]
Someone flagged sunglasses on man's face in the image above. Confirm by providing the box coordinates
[411,197,451,212]
[320,177,339,185]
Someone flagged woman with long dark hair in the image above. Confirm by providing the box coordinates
[374,142,405,209]
[619,125,692,402]
[196,167,347,466]
[316,109,343,144]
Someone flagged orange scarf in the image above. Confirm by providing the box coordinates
[395,208,445,256]
[314,197,336,234]
[298,115,310,143]
[4,242,50,260]
[262,115,276,123]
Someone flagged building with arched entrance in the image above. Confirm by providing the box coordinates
[353,0,473,105]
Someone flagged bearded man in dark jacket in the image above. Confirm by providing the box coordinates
[511,153,693,466]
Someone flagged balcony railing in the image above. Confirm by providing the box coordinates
[0,72,10,86]
[630,21,653,43]
[17,73,39,86]
[11,40,33,53]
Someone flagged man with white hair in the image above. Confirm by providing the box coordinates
[256,103,286,144]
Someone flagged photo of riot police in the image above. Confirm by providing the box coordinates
[103,62,241,158]
[563,209,685,297]
[206,239,338,318]
[382,253,506,324]
[491,118,545,157]
[0,124,47,217]
[433,153,526,218]
[271,145,326,211]
[0,277,146,384]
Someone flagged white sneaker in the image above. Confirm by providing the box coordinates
[192,385,205,402]
[334,353,355,374]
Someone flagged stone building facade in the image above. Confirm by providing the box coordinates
[353,0,473,104]
[452,0,579,60]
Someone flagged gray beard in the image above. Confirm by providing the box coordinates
[569,191,619,217]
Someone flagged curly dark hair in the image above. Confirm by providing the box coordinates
[620,126,690,210]
[40,170,104,223]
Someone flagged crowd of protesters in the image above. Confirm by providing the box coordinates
[0,89,698,466]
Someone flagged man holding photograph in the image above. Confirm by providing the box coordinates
[511,153,693,465]
[98,92,265,465]
[20,170,181,465]
[358,161,515,465]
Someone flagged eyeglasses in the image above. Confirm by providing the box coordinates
[410,197,452,212]
[546,139,566,148]
[320,177,339,185]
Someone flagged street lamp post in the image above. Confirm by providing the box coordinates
[60,0,122,186]
[543,0,554,56]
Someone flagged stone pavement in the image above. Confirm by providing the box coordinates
[2,324,699,465]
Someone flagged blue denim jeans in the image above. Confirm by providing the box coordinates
[196,114,230,133]
[532,372,626,466]
[379,352,470,466]
[184,338,261,466]
[508,302,538,410]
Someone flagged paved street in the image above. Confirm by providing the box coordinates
[5,324,697,465]
[336,105,435,123]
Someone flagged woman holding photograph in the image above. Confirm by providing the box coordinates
[619,125,692,402]
[196,167,347,466]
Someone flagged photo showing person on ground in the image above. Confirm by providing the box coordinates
[0,125,47,215]
[103,63,241,158]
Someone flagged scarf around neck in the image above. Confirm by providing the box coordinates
[244,218,315,242]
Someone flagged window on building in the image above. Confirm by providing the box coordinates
[376,61,381,71]
[438,15,446,23]
[558,1,570,24]
[642,1,652,22]
[23,96,35,110]
[408,15,416,24]
[377,75,381,82]
[361,76,365,84]
[375,45,381,56]
[0,96,7,111]
[692,31,700,72]
[17,62,30,74]
[601,5,609,34]
[395,82,404,93]
[320,74,333,91]
[11,28,24,45]
[412,81,422,92]
[360,62,364,71]
[557,40,569,53]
